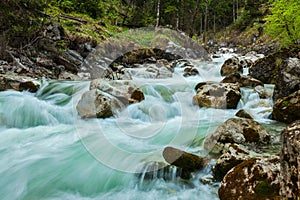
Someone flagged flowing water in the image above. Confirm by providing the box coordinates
[0,54,283,200]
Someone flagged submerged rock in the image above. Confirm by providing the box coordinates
[280,120,300,199]
[163,146,207,171]
[204,118,270,155]
[272,90,300,124]
[218,156,280,200]
[254,85,273,99]
[136,161,192,180]
[193,82,241,109]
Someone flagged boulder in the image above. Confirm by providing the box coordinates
[193,82,241,109]
[77,80,144,118]
[204,118,270,155]
[221,73,263,87]
[212,144,256,181]
[271,90,300,124]
[183,67,199,77]
[162,146,207,171]
[249,49,299,88]
[76,89,123,118]
[220,56,243,76]
[218,156,280,200]
[0,74,40,92]
[235,109,253,119]
[90,79,145,104]
[280,120,300,199]
[273,58,300,101]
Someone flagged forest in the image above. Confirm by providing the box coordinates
[0,0,299,47]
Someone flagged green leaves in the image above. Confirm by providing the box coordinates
[265,0,300,46]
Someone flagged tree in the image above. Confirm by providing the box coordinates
[265,0,300,46]
[0,0,47,46]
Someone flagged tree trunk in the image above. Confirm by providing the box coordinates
[203,0,209,43]
[156,0,161,27]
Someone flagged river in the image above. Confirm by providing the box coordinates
[0,53,283,200]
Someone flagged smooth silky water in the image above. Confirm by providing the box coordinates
[0,54,283,200]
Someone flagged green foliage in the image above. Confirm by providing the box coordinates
[265,0,300,46]
[0,0,47,40]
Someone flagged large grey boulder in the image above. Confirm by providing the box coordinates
[193,82,241,109]
[204,118,270,155]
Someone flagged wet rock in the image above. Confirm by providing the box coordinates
[213,144,256,181]
[136,161,192,180]
[271,90,300,124]
[193,82,241,109]
[133,64,173,79]
[235,109,253,119]
[183,67,199,77]
[221,73,263,87]
[220,56,243,76]
[0,74,40,92]
[163,146,207,171]
[280,120,300,199]
[77,80,144,118]
[76,89,124,118]
[219,156,280,200]
[273,58,300,101]
[254,85,273,99]
[204,118,270,155]
[90,79,144,104]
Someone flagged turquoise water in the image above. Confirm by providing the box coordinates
[0,55,278,200]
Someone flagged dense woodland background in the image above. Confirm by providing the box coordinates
[0,0,299,49]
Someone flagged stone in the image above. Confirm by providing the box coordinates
[162,146,207,171]
[218,156,280,200]
[212,144,256,181]
[183,67,199,77]
[280,120,300,199]
[55,50,83,73]
[235,109,253,119]
[221,73,263,87]
[76,89,124,118]
[204,118,270,155]
[90,79,144,104]
[136,161,192,180]
[0,74,40,92]
[193,82,241,109]
[77,79,144,118]
[273,58,300,101]
[272,90,300,124]
[220,56,243,76]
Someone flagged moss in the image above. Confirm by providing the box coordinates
[254,180,273,196]
[281,100,289,107]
